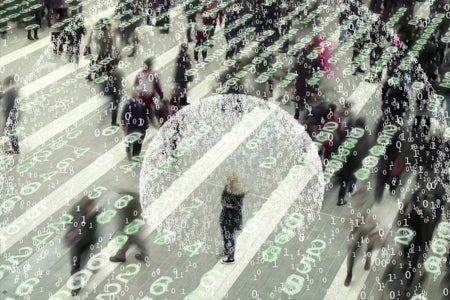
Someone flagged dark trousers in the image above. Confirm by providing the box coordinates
[222,226,236,260]
[70,243,92,275]
[9,134,19,152]
[110,95,120,125]
[69,242,93,295]
[382,0,395,21]
[347,232,375,275]
[226,40,244,60]
[370,46,383,79]
[126,130,145,159]
[176,82,188,105]
[194,40,207,61]
[51,31,64,54]
[414,115,430,136]
[68,41,81,63]
[294,97,307,120]
[338,177,356,204]
[369,0,383,12]
[186,16,195,41]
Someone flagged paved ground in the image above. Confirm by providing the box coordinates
[0,0,449,299]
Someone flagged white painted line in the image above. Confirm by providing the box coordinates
[348,81,379,114]
[21,60,89,98]
[185,149,321,299]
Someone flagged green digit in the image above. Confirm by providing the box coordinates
[96,210,117,224]
[16,161,35,174]
[262,245,281,262]
[183,241,203,257]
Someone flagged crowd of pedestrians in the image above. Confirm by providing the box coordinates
[2,0,450,297]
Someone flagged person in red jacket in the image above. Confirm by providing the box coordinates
[134,57,164,123]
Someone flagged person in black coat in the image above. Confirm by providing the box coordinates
[121,95,149,160]
[378,81,409,135]
[174,43,193,106]
[220,173,247,264]
[104,66,124,126]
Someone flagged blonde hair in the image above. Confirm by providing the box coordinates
[226,172,247,195]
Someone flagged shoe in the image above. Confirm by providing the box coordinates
[364,257,371,270]
[34,35,39,40]
[71,289,80,296]
[221,258,235,264]
[135,253,149,261]
[27,35,34,40]
[111,123,119,127]
[180,102,190,106]
[109,256,126,263]
[344,273,352,286]
[337,200,347,206]
[5,150,19,155]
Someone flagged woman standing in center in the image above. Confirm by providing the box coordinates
[220,173,247,264]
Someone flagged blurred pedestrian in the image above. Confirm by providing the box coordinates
[26,3,44,40]
[44,0,53,27]
[335,117,368,206]
[174,43,193,106]
[194,11,208,62]
[53,0,68,23]
[103,64,125,126]
[64,196,99,296]
[110,191,149,262]
[378,81,409,134]
[65,15,86,64]
[220,173,247,264]
[155,0,170,34]
[344,212,382,286]
[121,94,149,160]
[134,57,164,122]
[184,0,200,42]
[203,0,218,46]
[1,76,20,155]
[293,47,320,121]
